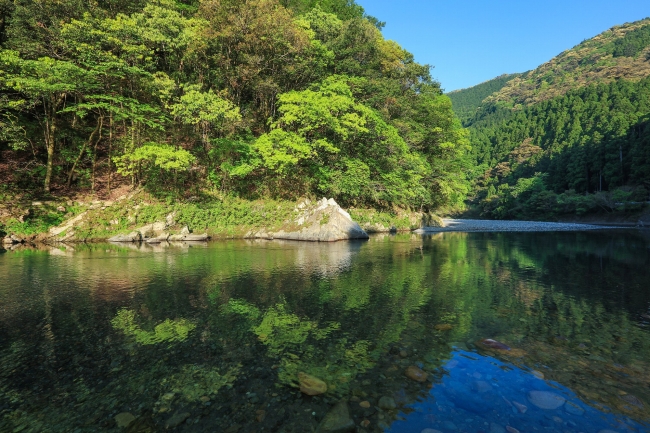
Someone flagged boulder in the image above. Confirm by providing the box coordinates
[145,233,169,244]
[273,198,368,242]
[316,400,355,433]
[168,233,209,242]
[108,231,142,242]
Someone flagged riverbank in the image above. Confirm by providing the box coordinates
[1,190,441,245]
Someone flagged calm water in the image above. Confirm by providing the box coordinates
[1,231,650,433]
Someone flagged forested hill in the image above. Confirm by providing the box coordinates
[0,0,469,213]
[485,18,650,108]
[464,18,650,220]
[447,73,520,125]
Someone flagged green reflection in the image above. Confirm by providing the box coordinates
[111,309,196,345]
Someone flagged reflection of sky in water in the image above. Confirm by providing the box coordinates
[388,349,648,433]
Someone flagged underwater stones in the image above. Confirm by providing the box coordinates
[512,401,528,414]
[472,380,492,393]
[479,339,511,351]
[405,366,428,382]
[620,394,644,408]
[527,391,566,410]
[114,412,136,428]
[298,372,327,396]
[505,426,519,433]
[531,370,544,379]
[490,423,506,433]
[359,401,371,408]
[378,396,396,410]
[564,401,584,416]
[165,412,190,429]
[316,400,355,433]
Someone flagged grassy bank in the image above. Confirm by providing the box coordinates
[1,190,440,242]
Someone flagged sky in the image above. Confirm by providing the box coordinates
[357,0,650,92]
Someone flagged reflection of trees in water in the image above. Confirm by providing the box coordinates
[2,231,650,431]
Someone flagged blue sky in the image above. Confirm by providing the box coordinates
[357,1,650,92]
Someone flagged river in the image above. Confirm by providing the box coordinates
[1,230,649,432]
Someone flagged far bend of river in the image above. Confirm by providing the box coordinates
[2,230,650,433]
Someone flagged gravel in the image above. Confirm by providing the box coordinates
[414,219,627,233]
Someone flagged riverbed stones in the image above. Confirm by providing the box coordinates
[512,401,528,414]
[479,339,510,351]
[114,412,135,428]
[527,391,566,409]
[620,393,644,408]
[298,372,327,395]
[378,396,396,410]
[165,412,190,429]
[316,400,355,433]
[405,366,428,382]
[564,401,584,415]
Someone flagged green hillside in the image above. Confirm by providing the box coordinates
[486,18,650,108]
[447,73,521,125]
[465,18,650,220]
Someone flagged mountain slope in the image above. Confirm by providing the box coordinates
[486,18,650,108]
[463,18,650,220]
[447,73,521,125]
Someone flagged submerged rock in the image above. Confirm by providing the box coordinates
[479,339,511,351]
[316,400,355,433]
[298,372,327,395]
[527,390,566,409]
[564,401,584,416]
[620,394,644,408]
[165,412,190,429]
[405,366,428,382]
[512,401,528,414]
[273,198,368,242]
[114,412,135,428]
[378,396,396,410]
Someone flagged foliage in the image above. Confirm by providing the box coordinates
[468,76,650,219]
[447,73,521,125]
[0,0,468,213]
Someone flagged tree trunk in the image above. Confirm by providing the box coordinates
[43,111,56,193]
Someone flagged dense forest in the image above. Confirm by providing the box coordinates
[455,19,650,220]
[0,0,469,212]
[447,73,520,125]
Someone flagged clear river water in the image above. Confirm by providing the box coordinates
[1,230,650,433]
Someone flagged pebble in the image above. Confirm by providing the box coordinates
[442,421,458,431]
[527,390,566,409]
[480,339,510,351]
[378,396,396,410]
[317,401,354,433]
[506,427,519,433]
[114,412,135,428]
[405,366,428,382]
[532,370,544,379]
[620,394,644,408]
[165,412,190,429]
[564,401,584,416]
[400,350,408,358]
[298,372,327,396]
[512,401,527,414]
[359,401,371,408]
[361,419,371,428]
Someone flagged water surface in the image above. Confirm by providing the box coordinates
[1,231,650,432]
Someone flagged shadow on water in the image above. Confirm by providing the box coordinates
[0,230,649,432]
